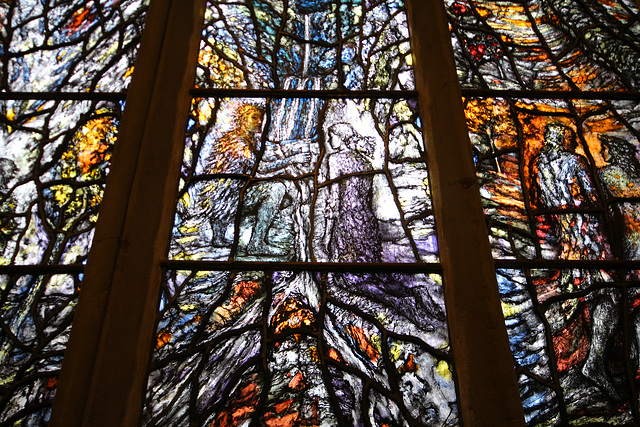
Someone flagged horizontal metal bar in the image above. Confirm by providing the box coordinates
[5,89,635,102]
[0,264,85,275]
[0,92,127,101]
[190,88,419,99]
[461,88,640,101]
[161,260,443,273]
[494,259,640,270]
[163,259,640,272]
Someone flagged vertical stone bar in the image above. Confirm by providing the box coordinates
[49,0,173,424]
[49,0,205,425]
[405,0,525,425]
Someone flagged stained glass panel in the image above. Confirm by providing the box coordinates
[498,268,640,425]
[1,1,148,419]
[196,0,415,90]
[1,0,148,92]
[170,96,436,264]
[1,100,123,265]
[144,269,456,425]
[0,273,81,425]
[465,94,640,423]
[446,0,640,91]
[448,0,640,422]
[145,0,457,423]
[465,97,640,260]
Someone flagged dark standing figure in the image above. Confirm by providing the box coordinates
[323,123,445,326]
[324,123,381,263]
[598,134,640,381]
[320,122,447,424]
[598,135,640,261]
[532,123,620,399]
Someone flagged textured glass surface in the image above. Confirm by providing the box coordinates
[143,269,456,425]
[465,97,640,262]
[170,97,437,263]
[498,268,639,425]
[0,273,80,425]
[464,96,640,423]
[1,0,148,92]
[446,0,640,91]
[196,0,415,90]
[1,100,122,265]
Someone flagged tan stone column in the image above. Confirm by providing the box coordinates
[405,0,525,425]
[49,0,205,425]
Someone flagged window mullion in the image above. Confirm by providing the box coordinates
[405,0,525,424]
[49,0,206,425]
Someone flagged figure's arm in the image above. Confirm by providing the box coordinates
[575,159,599,204]
[259,142,312,173]
[260,153,312,173]
[322,158,340,258]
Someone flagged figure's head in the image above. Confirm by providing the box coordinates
[545,122,577,152]
[599,134,637,163]
[327,123,357,150]
[236,103,265,134]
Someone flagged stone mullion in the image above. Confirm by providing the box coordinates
[49,0,206,425]
[405,0,525,425]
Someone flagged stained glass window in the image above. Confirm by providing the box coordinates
[13,0,640,424]
[142,0,458,424]
[447,0,640,424]
[0,0,148,423]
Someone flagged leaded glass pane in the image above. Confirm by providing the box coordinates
[196,0,415,90]
[465,94,640,423]
[1,100,123,265]
[170,96,437,263]
[451,0,640,421]
[446,0,640,91]
[466,97,640,261]
[1,0,148,92]
[498,267,640,425]
[0,273,81,425]
[143,269,456,425]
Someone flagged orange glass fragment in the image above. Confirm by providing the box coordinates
[272,298,315,335]
[156,331,172,349]
[45,377,58,389]
[288,371,305,391]
[346,325,379,363]
[399,354,419,373]
[212,382,259,427]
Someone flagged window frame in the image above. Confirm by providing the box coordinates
[48,0,524,425]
